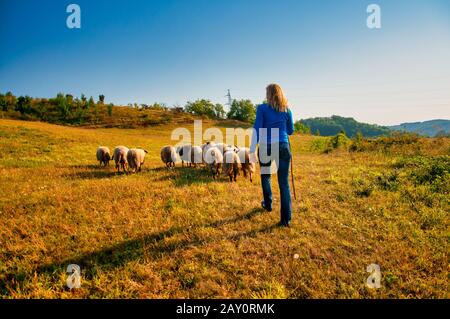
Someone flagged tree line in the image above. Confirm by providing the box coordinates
[0,92,262,124]
[3,92,384,136]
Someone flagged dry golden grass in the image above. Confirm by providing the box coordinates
[0,119,448,298]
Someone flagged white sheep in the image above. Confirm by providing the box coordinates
[96,146,111,166]
[216,143,238,155]
[160,145,177,168]
[190,145,203,168]
[203,146,223,180]
[201,141,216,155]
[127,148,148,173]
[112,146,129,173]
[176,144,192,167]
[223,150,241,182]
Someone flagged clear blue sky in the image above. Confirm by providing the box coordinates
[1,0,449,125]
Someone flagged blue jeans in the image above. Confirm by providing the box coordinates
[258,142,292,225]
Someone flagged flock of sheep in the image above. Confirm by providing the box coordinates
[96,142,255,182]
[96,146,148,173]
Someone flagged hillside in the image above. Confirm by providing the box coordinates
[0,93,253,129]
[0,119,448,298]
[299,115,391,137]
[389,119,450,137]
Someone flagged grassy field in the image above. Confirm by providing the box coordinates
[0,118,448,298]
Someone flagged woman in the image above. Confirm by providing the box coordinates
[250,84,294,227]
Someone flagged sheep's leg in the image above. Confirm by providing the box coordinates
[215,166,220,179]
[234,170,237,182]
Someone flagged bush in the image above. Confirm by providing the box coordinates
[349,131,364,152]
[294,121,310,134]
[394,156,449,193]
[329,131,350,150]
[309,137,329,152]
[352,177,374,197]
[376,171,400,191]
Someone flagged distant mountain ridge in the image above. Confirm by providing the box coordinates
[298,116,450,138]
[388,119,450,137]
[299,115,391,137]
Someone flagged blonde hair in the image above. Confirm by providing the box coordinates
[266,83,288,112]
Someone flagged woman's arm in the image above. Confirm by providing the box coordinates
[250,105,263,153]
[287,108,294,136]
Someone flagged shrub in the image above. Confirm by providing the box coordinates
[309,137,329,152]
[352,177,374,197]
[329,131,350,150]
[394,155,449,193]
[376,171,400,191]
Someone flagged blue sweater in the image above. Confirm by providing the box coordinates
[250,103,294,152]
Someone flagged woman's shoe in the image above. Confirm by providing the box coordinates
[261,201,272,212]
[277,221,290,228]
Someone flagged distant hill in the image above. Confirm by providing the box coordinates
[388,120,450,137]
[299,115,391,137]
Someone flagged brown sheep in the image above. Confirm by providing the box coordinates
[96,146,111,166]
[160,145,177,168]
[127,148,148,173]
[223,150,240,182]
[112,146,129,173]
[237,147,255,182]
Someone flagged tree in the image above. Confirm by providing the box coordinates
[89,97,98,120]
[0,93,6,112]
[99,94,105,104]
[56,93,70,119]
[80,94,87,109]
[227,99,256,123]
[16,96,34,115]
[107,103,113,116]
[5,92,16,111]
[88,96,95,110]
[315,129,320,136]
[214,103,226,119]
[65,94,73,104]
[185,99,222,119]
